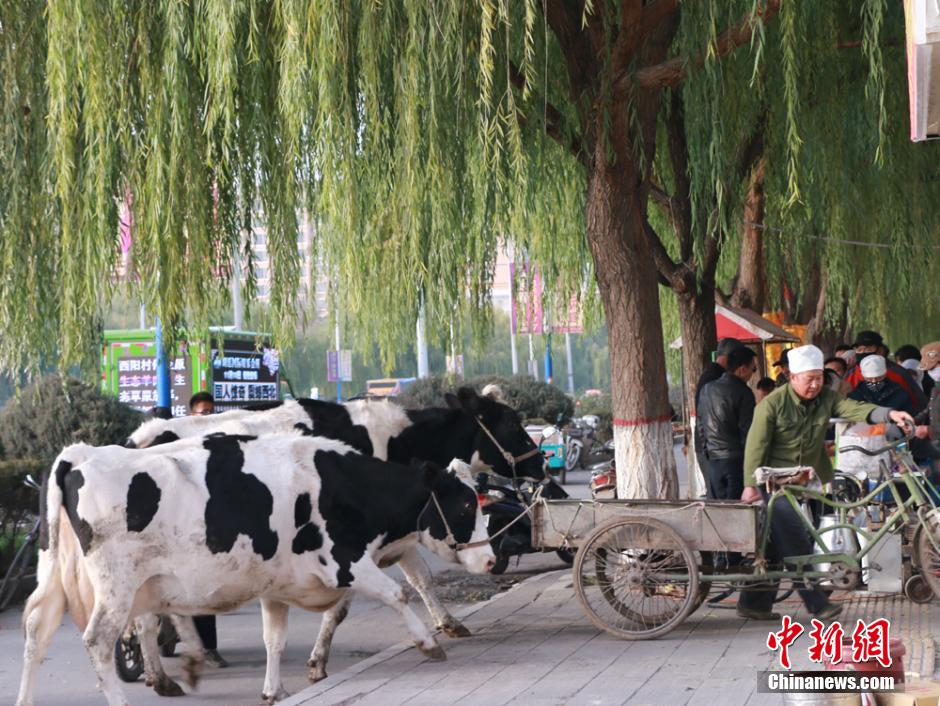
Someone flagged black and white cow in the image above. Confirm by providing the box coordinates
[16,433,494,706]
[127,387,566,684]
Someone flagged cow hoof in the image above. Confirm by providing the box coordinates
[417,642,447,661]
[152,674,185,697]
[260,688,289,705]
[181,655,204,689]
[440,622,472,638]
[306,660,328,683]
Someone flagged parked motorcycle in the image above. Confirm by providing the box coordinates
[476,472,575,574]
[564,416,614,472]
[588,454,616,499]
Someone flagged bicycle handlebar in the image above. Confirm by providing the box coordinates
[838,438,908,457]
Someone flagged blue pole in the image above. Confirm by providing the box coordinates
[544,334,553,384]
[155,316,172,415]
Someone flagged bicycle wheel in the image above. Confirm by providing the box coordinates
[573,517,699,640]
[0,531,38,612]
[913,508,940,599]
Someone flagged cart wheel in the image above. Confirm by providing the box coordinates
[573,516,699,640]
[904,574,933,604]
[115,631,145,683]
[913,509,940,599]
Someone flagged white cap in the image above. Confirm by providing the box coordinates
[837,349,857,366]
[860,354,887,379]
[788,345,825,375]
[900,358,920,371]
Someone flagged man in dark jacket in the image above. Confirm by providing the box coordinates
[693,338,744,498]
[697,346,758,500]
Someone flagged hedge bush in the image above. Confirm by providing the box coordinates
[575,393,613,440]
[398,374,575,424]
[0,374,143,468]
[0,458,44,574]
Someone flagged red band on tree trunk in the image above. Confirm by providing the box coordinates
[612,413,673,427]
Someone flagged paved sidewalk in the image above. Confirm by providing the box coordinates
[282,570,940,706]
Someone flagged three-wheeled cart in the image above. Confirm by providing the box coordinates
[531,439,940,640]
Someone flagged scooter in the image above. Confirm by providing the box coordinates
[476,472,575,574]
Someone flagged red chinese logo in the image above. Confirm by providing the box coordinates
[851,618,892,668]
[766,616,805,669]
[807,619,844,665]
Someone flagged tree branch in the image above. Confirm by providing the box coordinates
[664,90,693,264]
[508,61,585,163]
[642,216,680,287]
[631,0,781,90]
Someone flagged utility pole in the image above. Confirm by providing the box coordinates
[416,295,429,378]
[154,316,171,418]
[232,241,243,330]
[565,332,575,394]
[334,315,343,401]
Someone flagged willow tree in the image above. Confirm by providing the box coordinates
[2,0,805,499]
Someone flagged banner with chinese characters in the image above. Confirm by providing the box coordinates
[511,263,582,335]
[211,338,280,411]
[108,342,193,418]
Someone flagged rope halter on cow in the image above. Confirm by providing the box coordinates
[417,484,545,552]
[473,415,544,485]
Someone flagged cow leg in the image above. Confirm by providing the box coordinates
[169,615,205,689]
[260,599,291,704]
[82,598,133,706]
[398,548,470,637]
[16,579,66,706]
[136,614,184,697]
[351,560,445,661]
[306,593,351,683]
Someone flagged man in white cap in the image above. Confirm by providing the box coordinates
[847,354,914,413]
[738,344,915,621]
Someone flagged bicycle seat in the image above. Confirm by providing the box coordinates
[754,466,815,487]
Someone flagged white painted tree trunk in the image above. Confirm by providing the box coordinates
[614,420,678,499]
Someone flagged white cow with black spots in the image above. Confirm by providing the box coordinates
[127,388,557,686]
[16,433,494,706]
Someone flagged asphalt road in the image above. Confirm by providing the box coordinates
[0,448,691,705]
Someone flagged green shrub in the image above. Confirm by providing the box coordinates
[575,393,613,441]
[0,458,44,574]
[0,374,143,468]
[398,374,574,424]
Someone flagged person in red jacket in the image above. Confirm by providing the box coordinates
[842,330,927,414]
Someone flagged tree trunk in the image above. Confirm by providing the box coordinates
[731,157,766,312]
[585,161,678,500]
[677,285,717,417]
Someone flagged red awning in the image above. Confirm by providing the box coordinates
[670,305,800,349]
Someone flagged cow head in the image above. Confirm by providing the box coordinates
[444,387,567,498]
[417,459,495,574]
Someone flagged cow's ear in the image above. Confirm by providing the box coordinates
[456,387,481,415]
[422,462,443,488]
[444,393,461,411]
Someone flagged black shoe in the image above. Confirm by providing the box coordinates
[812,602,843,622]
[204,649,228,668]
[736,607,781,621]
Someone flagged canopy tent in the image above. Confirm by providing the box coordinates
[670,304,801,349]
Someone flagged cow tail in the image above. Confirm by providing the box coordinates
[21,456,67,630]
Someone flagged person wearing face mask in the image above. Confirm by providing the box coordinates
[914,342,940,451]
[842,330,926,413]
[896,344,933,398]
[737,345,915,622]
[847,355,914,414]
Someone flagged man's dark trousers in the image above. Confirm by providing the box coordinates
[738,488,829,614]
[707,456,745,501]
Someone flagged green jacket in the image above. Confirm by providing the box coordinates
[743,384,891,487]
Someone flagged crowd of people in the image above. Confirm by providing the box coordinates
[693,330,940,622]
